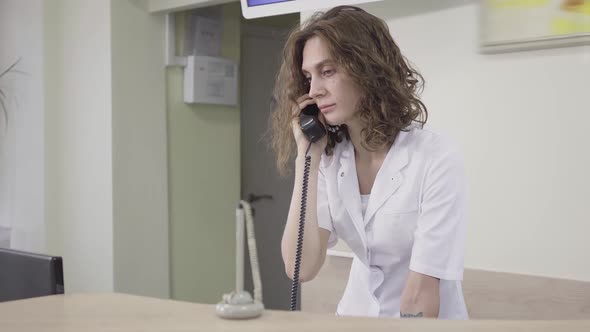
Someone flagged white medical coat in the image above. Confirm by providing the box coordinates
[317,126,468,319]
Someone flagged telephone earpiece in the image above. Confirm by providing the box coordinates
[299,104,326,143]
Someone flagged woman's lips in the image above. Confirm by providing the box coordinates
[319,104,336,114]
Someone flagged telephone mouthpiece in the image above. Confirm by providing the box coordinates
[299,115,326,143]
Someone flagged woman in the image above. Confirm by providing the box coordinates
[271,6,468,319]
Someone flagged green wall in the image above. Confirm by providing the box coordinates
[167,2,241,303]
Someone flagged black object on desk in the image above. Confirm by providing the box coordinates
[0,247,64,302]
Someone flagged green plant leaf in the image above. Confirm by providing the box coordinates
[0,92,8,131]
[0,58,21,78]
[0,58,21,132]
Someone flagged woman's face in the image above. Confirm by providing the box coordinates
[301,36,362,126]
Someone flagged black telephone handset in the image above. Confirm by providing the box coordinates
[299,104,326,143]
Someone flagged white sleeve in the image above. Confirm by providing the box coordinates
[316,166,338,248]
[409,149,467,281]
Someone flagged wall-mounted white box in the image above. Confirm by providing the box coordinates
[183,55,238,106]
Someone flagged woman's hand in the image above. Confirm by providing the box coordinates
[291,94,328,158]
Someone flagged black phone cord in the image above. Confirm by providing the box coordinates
[290,141,312,311]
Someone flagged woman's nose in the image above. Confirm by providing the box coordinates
[308,78,326,99]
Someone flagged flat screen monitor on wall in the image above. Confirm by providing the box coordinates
[240,0,382,19]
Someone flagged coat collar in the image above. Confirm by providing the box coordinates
[337,140,365,248]
[336,130,411,249]
[363,131,409,225]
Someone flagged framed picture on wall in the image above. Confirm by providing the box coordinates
[480,0,590,53]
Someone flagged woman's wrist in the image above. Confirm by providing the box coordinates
[295,152,321,169]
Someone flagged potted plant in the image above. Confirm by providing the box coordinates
[0,58,21,248]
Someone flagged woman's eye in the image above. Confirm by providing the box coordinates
[322,69,334,76]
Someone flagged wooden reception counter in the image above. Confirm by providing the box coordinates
[0,293,588,331]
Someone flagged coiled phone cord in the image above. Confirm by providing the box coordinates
[290,141,313,311]
[240,200,263,303]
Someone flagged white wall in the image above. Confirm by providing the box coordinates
[0,0,169,295]
[44,0,115,292]
[166,3,240,304]
[306,1,590,281]
[0,0,45,252]
[111,0,170,298]
[43,0,171,296]
[147,0,234,13]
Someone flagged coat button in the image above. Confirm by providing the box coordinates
[341,172,344,177]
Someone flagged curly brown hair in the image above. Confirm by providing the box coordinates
[270,6,428,175]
